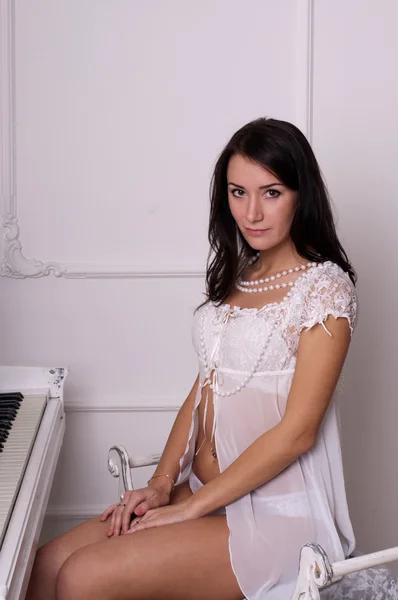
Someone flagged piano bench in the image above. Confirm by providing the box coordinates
[107,444,398,600]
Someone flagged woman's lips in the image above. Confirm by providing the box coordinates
[245,227,269,236]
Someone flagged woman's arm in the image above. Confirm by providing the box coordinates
[144,373,200,497]
[103,375,200,535]
[185,315,352,518]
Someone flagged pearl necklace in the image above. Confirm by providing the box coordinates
[199,262,319,399]
[198,262,320,459]
[236,261,317,293]
[199,306,281,461]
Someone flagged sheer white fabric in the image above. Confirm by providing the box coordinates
[176,261,358,600]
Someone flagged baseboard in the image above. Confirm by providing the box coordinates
[40,510,96,546]
[45,506,104,520]
[64,402,181,413]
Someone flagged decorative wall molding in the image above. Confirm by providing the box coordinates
[0,0,314,279]
[296,0,314,143]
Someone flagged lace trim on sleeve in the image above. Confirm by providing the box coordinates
[299,264,357,338]
[300,308,355,337]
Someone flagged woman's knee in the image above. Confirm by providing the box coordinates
[32,542,53,574]
[56,545,125,600]
[37,531,76,571]
[55,542,143,600]
[55,549,94,600]
[26,540,67,599]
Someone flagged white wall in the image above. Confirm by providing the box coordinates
[312,1,398,556]
[1,0,397,559]
[0,0,308,536]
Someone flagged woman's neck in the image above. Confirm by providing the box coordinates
[251,242,305,277]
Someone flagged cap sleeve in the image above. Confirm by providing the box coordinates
[299,263,358,337]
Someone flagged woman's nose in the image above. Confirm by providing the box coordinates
[246,198,263,223]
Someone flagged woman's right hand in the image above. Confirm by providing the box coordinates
[100,481,173,537]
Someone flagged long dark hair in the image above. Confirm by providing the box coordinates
[204,117,356,306]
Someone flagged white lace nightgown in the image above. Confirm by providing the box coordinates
[175,261,358,600]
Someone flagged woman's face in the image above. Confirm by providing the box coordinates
[227,154,298,251]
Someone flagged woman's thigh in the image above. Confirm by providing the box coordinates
[54,481,191,552]
[56,516,243,600]
[27,481,194,596]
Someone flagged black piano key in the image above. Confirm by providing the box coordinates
[0,409,18,420]
[0,400,22,408]
[0,404,18,412]
[0,404,19,412]
[0,403,18,411]
[0,392,24,401]
[0,399,20,446]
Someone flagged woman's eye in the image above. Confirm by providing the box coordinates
[230,188,280,198]
[266,189,280,198]
[231,188,245,198]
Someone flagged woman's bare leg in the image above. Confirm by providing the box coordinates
[55,516,243,600]
[25,482,193,600]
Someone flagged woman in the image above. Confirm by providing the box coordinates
[27,117,357,600]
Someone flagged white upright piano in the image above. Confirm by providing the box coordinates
[0,366,67,600]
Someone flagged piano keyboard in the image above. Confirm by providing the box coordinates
[0,393,47,549]
[0,366,66,600]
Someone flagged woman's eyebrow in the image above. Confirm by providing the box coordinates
[227,182,284,190]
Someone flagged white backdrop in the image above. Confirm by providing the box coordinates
[312,0,398,557]
[1,0,397,557]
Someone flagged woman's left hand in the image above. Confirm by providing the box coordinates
[126,500,196,533]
